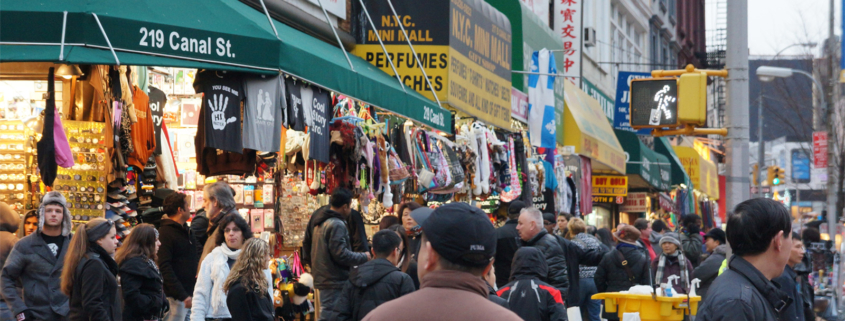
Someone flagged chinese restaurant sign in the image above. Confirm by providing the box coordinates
[552,0,582,82]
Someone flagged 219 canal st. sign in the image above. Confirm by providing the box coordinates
[352,0,513,129]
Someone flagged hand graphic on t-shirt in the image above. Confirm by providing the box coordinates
[209,94,237,130]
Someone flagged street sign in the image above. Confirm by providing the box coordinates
[630,79,679,128]
[814,131,828,168]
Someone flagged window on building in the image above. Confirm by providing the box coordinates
[669,0,676,23]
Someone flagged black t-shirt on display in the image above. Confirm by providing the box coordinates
[308,87,331,164]
[285,78,305,132]
[41,233,64,257]
[193,70,244,153]
[148,86,167,155]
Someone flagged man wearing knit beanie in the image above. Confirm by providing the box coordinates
[0,191,72,320]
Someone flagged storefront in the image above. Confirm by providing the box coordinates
[673,145,721,228]
[614,129,671,224]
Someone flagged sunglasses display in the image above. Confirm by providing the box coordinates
[0,120,30,210]
[57,120,108,221]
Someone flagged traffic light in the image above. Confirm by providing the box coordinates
[773,166,786,185]
[766,166,776,186]
[677,71,707,126]
[752,163,759,186]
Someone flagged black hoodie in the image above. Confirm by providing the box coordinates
[496,247,567,321]
[333,258,415,321]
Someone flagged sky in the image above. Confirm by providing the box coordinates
[707,0,841,57]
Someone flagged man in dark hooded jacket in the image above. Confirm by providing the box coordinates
[494,201,525,288]
[334,230,415,321]
[516,207,569,295]
[309,188,370,321]
[496,247,566,321]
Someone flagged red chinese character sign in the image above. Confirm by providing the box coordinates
[814,131,828,168]
[553,0,582,82]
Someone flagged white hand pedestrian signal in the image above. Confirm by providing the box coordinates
[649,85,676,126]
[209,94,237,130]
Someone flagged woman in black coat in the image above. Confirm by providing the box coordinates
[224,238,274,321]
[116,224,168,321]
[61,218,122,321]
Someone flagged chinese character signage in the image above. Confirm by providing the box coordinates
[592,175,628,197]
[813,131,828,168]
[614,71,652,134]
[630,79,679,128]
[553,0,582,82]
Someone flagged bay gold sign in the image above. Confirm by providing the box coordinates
[352,0,513,129]
[592,175,628,197]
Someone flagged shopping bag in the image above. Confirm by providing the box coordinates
[566,307,582,321]
[622,312,641,321]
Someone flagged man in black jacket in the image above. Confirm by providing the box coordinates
[516,207,570,296]
[693,228,727,299]
[497,247,567,321]
[698,198,794,321]
[310,188,371,321]
[157,192,199,321]
[494,201,525,288]
[334,230,415,320]
[303,206,369,268]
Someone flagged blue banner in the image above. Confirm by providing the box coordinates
[614,71,652,134]
[791,149,811,183]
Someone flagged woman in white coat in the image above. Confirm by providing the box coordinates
[191,213,270,321]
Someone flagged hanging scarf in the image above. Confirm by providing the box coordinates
[655,251,689,293]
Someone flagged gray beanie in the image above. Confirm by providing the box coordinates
[659,232,682,248]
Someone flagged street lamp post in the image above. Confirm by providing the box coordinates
[757,65,837,305]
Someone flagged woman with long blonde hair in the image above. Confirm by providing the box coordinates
[116,223,168,321]
[62,218,121,321]
[223,238,274,321]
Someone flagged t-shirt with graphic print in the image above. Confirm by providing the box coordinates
[41,233,64,258]
[285,78,305,132]
[148,86,167,155]
[193,70,244,153]
[243,75,286,152]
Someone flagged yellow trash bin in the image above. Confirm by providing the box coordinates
[591,292,701,321]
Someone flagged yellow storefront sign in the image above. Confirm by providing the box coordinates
[352,0,513,129]
[672,146,719,199]
[563,81,626,174]
[592,175,628,197]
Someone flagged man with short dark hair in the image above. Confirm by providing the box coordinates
[697,198,794,320]
[363,202,522,321]
[311,188,371,321]
[158,192,200,321]
[1,191,72,320]
[650,220,667,256]
[494,201,526,287]
[543,213,557,235]
[693,228,727,300]
[634,218,657,261]
[334,230,415,321]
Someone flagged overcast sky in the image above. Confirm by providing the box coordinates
[707,0,841,57]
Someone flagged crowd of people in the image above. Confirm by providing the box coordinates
[0,181,285,321]
[0,181,823,321]
[306,191,818,321]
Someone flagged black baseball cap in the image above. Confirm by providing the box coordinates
[508,200,526,216]
[543,212,556,224]
[409,207,434,226]
[704,228,726,244]
[420,202,496,267]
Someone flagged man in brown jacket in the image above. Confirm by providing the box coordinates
[363,202,522,321]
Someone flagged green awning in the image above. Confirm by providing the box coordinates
[1,0,452,132]
[615,129,669,191]
[654,136,691,187]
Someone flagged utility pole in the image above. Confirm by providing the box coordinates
[757,94,764,197]
[825,0,839,307]
[725,0,750,212]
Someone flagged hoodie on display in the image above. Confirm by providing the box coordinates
[497,247,567,321]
